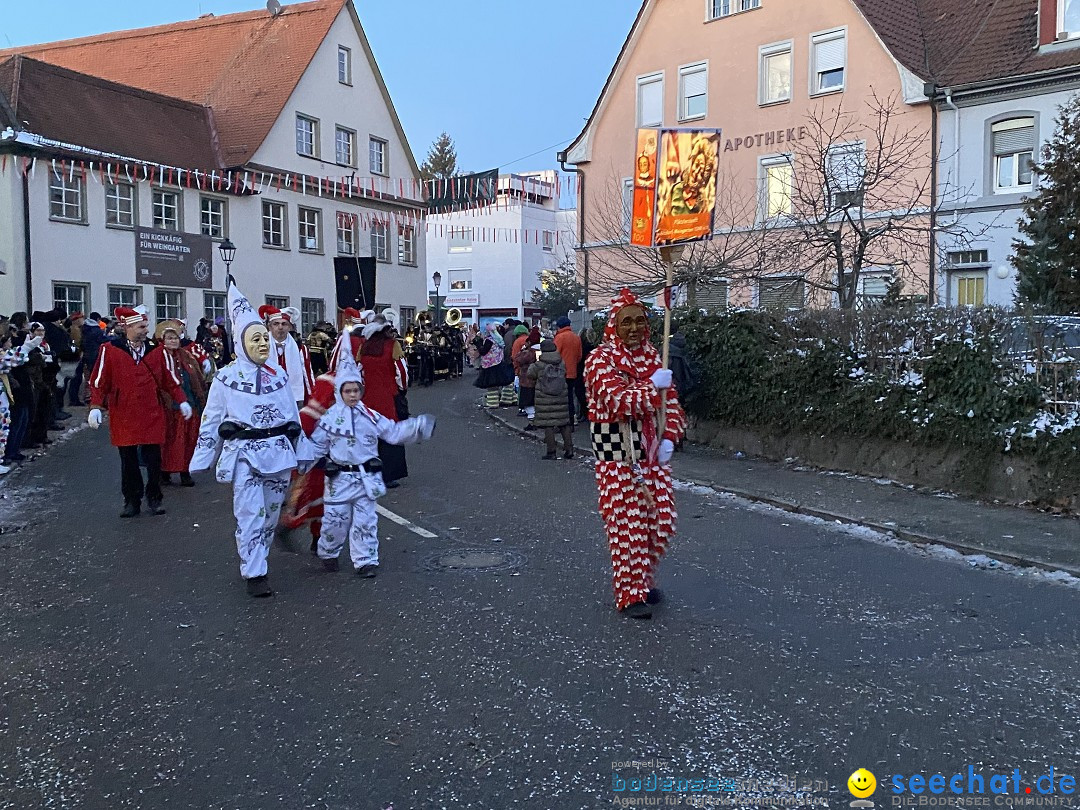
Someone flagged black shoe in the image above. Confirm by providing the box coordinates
[542,452,557,460]
[646,588,663,605]
[310,536,319,555]
[246,575,274,597]
[321,557,340,572]
[146,500,166,516]
[5,454,26,462]
[56,411,73,420]
[160,473,174,486]
[563,451,574,460]
[622,602,653,620]
[385,480,400,489]
[47,423,65,431]
[523,423,537,431]
[179,473,195,487]
[355,564,378,578]
[120,501,141,518]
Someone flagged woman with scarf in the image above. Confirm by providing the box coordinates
[584,288,687,620]
[150,320,209,487]
[473,323,515,408]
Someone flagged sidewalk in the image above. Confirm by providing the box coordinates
[486,408,1080,576]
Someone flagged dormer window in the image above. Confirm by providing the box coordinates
[1060,0,1080,38]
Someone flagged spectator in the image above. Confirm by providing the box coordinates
[528,339,573,460]
[553,315,583,427]
[66,311,86,406]
[79,313,107,405]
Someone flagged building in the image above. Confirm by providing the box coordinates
[424,171,577,329]
[0,0,426,332]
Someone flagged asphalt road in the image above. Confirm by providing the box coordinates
[1,376,1078,809]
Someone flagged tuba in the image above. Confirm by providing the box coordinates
[445,308,463,327]
[381,309,399,330]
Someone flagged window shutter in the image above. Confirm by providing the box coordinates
[992,120,1035,156]
[697,281,728,310]
[682,68,707,100]
[759,279,804,309]
[814,35,845,73]
[639,78,662,126]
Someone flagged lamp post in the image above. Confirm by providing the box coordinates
[432,271,442,325]
[218,238,237,285]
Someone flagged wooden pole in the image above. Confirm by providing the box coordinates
[656,245,683,446]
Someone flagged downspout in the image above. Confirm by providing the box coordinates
[557,150,588,309]
[21,168,33,312]
[943,88,961,309]
[925,82,939,307]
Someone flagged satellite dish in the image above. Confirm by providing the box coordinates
[267,0,282,16]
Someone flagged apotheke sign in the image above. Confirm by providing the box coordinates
[723,126,810,153]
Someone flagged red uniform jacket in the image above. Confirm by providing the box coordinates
[90,339,188,447]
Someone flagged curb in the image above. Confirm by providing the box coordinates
[484,407,1080,579]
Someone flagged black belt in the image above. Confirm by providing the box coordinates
[218,421,302,441]
[325,458,383,477]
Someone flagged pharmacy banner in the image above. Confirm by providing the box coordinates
[631,128,722,247]
[134,227,214,289]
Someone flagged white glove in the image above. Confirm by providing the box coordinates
[417,414,436,441]
[88,408,103,429]
[25,335,43,350]
[179,402,193,420]
[650,368,673,390]
[657,439,675,464]
[201,359,213,375]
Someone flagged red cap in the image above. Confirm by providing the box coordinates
[69,311,85,321]
[114,307,147,327]
[258,305,286,323]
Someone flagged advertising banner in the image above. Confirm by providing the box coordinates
[630,129,659,247]
[135,227,214,289]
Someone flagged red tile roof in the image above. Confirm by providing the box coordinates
[0,0,344,166]
[0,56,222,168]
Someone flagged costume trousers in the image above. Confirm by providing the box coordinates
[484,389,500,407]
[499,384,517,406]
[595,460,677,611]
[233,461,291,580]
[118,444,162,504]
[318,497,379,568]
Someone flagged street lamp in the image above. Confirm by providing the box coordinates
[432,271,442,324]
[219,238,237,283]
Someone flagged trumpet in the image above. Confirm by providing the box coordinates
[445,308,463,327]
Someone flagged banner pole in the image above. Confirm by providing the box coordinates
[657,244,682,442]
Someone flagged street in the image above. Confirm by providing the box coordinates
[1,376,1078,810]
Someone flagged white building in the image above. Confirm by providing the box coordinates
[0,0,426,332]
[424,171,577,329]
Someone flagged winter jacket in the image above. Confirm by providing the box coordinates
[82,322,107,368]
[513,345,538,388]
[554,326,583,380]
[527,350,569,428]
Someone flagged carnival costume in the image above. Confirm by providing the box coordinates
[584,288,687,616]
[473,323,516,407]
[189,280,314,597]
[150,320,210,484]
[261,305,315,406]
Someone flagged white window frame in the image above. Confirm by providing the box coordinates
[708,0,761,20]
[542,230,555,251]
[204,291,227,323]
[298,206,322,254]
[826,142,866,209]
[759,154,794,221]
[199,195,228,240]
[371,220,390,262]
[265,295,290,310]
[992,118,1036,194]
[108,285,141,312]
[337,45,352,84]
[759,41,793,106]
[336,212,356,256]
[448,227,473,254]
[369,137,388,176]
[398,224,417,265]
[151,187,182,232]
[296,114,319,158]
[105,181,136,229]
[810,28,847,96]
[155,288,184,323]
[262,200,288,249]
[49,170,86,223]
[53,282,88,315]
[622,177,634,241]
[636,72,664,128]
[449,269,473,291]
[301,298,325,334]
[953,272,988,308]
[335,126,356,167]
[678,61,708,122]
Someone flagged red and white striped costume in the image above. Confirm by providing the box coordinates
[584,289,687,611]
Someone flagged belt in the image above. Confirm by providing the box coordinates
[325,458,383,476]
[218,421,302,441]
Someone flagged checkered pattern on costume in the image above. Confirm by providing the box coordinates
[584,289,687,612]
[590,421,644,463]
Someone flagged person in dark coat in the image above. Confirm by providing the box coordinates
[80,313,107,406]
[527,339,573,460]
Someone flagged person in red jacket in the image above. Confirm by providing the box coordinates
[88,307,192,517]
[553,316,583,427]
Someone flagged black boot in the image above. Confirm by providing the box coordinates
[355,564,378,578]
[646,588,663,605]
[622,602,653,620]
[146,499,166,516]
[179,473,195,487]
[160,473,173,486]
[120,500,141,518]
[321,557,340,572]
[246,575,273,597]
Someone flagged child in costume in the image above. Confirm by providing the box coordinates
[309,331,435,576]
[189,280,314,597]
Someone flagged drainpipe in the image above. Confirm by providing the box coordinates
[21,169,33,312]
[557,150,588,309]
[925,82,939,307]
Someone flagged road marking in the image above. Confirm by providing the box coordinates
[376,504,438,538]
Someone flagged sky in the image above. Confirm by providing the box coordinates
[2,0,640,179]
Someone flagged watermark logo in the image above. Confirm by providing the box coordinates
[850,770,878,800]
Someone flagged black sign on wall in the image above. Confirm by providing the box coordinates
[334,256,377,315]
[135,227,214,289]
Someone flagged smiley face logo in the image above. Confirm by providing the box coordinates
[848,769,877,798]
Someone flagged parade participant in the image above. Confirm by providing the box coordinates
[88,307,193,517]
[473,323,515,408]
[305,321,335,377]
[584,288,687,620]
[310,331,435,576]
[150,320,209,487]
[202,321,229,369]
[260,305,314,409]
[189,281,313,598]
[0,332,36,474]
[359,319,410,488]
[447,324,465,378]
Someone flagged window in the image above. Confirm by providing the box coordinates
[200,196,228,239]
[262,201,287,248]
[992,118,1035,193]
[369,137,387,175]
[155,289,183,322]
[265,295,290,309]
[301,298,325,335]
[542,230,555,251]
[448,228,473,253]
[398,224,417,265]
[955,273,987,307]
[449,269,473,290]
[678,62,708,121]
[337,212,356,255]
[761,156,793,219]
[371,220,390,261]
[152,188,181,231]
[108,286,140,313]
[811,29,846,94]
[827,143,866,208]
[335,126,356,167]
[760,42,792,104]
[204,291,226,323]
[758,277,805,309]
[709,0,760,19]
[49,171,85,222]
[400,306,416,334]
[338,45,352,84]
[1060,0,1080,36]
[105,182,136,228]
[298,207,322,253]
[296,114,319,157]
[948,250,990,266]
[53,283,87,315]
[622,178,634,240]
[697,280,728,310]
[636,73,663,127]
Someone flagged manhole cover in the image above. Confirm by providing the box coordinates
[424,548,526,573]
